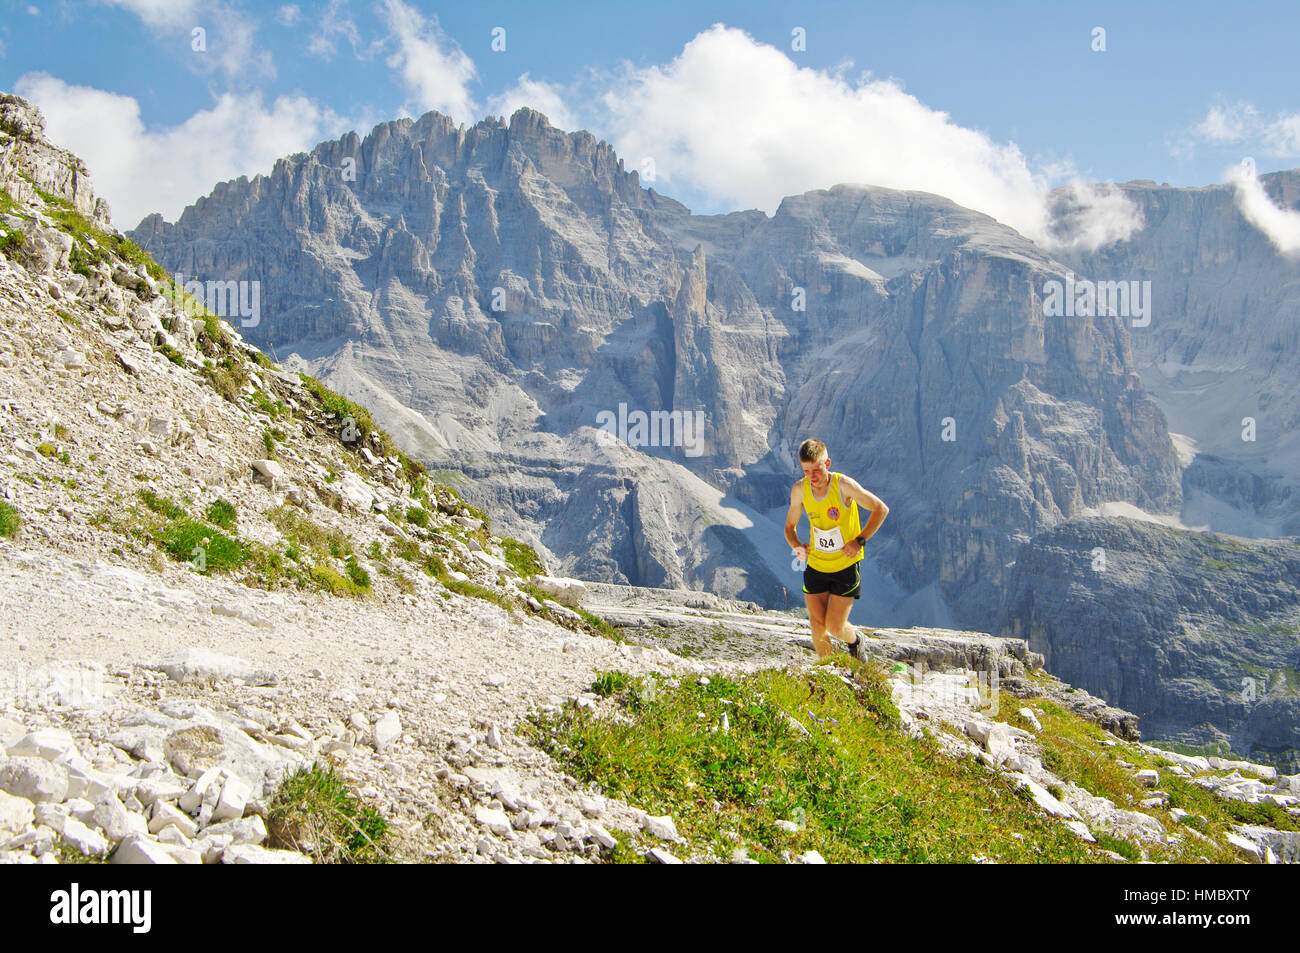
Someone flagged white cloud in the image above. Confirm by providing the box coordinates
[101,0,201,32]
[1045,182,1144,252]
[276,4,301,27]
[1183,100,1300,158]
[595,24,1136,250]
[14,72,349,227]
[379,0,477,124]
[488,74,578,131]
[1230,162,1300,256]
[306,0,361,59]
[1262,113,1300,156]
[1194,101,1259,143]
[101,0,272,82]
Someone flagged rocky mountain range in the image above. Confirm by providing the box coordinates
[129,107,1185,629]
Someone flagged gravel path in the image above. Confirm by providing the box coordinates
[0,541,785,863]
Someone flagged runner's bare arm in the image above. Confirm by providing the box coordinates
[840,476,889,544]
[784,481,807,556]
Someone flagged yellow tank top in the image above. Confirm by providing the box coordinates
[802,472,863,573]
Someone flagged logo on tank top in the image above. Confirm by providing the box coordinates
[827,507,840,520]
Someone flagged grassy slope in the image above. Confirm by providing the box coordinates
[531,659,1290,864]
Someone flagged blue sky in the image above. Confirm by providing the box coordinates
[2,0,1298,249]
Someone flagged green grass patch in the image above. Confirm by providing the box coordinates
[576,606,620,639]
[252,389,287,419]
[1018,696,1261,861]
[298,373,390,453]
[500,536,545,578]
[310,564,369,598]
[265,505,353,558]
[137,488,185,520]
[404,505,430,528]
[441,576,512,609]
[0,500,21,538]
[158,519,249,573]
[0,226,24,259]
[528,663,1094,863]
[344,555,371,590]
[1094,833,1141,862]
[266,763,390,863]
[204,498,238,530]
[391,539,421,562]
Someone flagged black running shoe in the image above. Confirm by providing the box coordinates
[847,632,863,661]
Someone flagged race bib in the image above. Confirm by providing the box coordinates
[812,525,844,553]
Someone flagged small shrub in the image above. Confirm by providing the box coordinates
[0,227,25,259]
[591,671,633,696]
[155,342,185,367]
[202,356,249,402]
[405,505,429,528]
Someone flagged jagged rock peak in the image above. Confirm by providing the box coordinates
[0,93,113,229]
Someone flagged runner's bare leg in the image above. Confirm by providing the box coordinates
[804,590,831,658]
[825,594,858,647]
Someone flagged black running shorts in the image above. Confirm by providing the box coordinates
[802,562,861,599]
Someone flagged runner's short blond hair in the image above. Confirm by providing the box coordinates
[798,439,827,463]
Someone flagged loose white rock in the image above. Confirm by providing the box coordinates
[0,791,35,836]
[0,757,69,804]
[372,711,402,751]
[640,813,680,842]
[109,834,176,865]
[6,728,77,761]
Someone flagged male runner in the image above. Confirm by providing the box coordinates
[784,438,889,660]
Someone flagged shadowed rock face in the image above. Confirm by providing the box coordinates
[1000,515,1300,770]
[130,107,1182,623]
